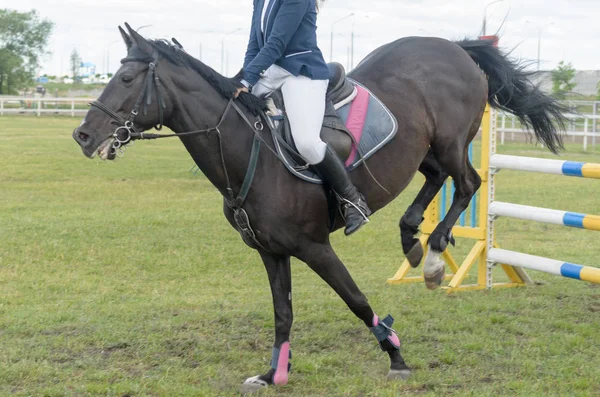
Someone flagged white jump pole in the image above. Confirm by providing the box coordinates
[488,248,600,284]
[490,154,600,179]
[489,202,600,231]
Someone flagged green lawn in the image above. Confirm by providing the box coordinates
[1,116,600,396]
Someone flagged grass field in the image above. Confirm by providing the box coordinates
[1,116,600,396]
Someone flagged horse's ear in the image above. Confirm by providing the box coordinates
[172,37,185,51]
[124,22,154,55]
[119,26,133,50]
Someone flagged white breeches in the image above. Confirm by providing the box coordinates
[252,65,329,165]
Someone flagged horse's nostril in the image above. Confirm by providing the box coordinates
[78,131,90,142]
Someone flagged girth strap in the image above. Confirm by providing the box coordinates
[232,137,261,209]
[227,136,267,251]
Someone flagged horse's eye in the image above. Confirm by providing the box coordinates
[121,75,134,83]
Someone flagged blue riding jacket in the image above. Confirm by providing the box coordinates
[242,0,330,87]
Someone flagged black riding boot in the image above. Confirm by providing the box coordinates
[313,146,372,235]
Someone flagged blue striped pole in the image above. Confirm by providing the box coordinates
[489,202,600,231]
[489,248,600,284]
[491,155,600,179]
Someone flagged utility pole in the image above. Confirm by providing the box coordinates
[221,28,242,74]
[482,0,504,36]
[330,13,354,62]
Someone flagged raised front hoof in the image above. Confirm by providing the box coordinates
[424,266,445,290]
[240,376,269,394]
[405,242,424,268]
[386,369,412,380]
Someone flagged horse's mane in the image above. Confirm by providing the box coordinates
[148,39,266,116]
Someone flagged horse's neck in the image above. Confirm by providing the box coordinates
[166,75,252,198]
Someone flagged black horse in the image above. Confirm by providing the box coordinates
[73,24,565,392]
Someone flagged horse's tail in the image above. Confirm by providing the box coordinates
[456,38,566,154]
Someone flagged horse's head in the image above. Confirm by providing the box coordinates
[73,23,173,160]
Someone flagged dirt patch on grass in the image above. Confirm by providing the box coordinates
[588,303,600,313]
[102,342,130,354]
[163,337,198,358]
[428,360,441,369]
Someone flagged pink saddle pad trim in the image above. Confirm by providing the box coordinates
[344,85,369,166]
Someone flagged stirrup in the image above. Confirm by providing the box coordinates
[339,196,371,236]
[337,194,371,221]
[343,199,371,221]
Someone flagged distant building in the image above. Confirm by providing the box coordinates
[78,62,96,78]
[532,71,600,97]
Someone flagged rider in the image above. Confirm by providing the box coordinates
[236,0,371,236]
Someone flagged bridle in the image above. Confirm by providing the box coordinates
[90,51,260,156]
[90,51,168,157]
[89,50,270,251]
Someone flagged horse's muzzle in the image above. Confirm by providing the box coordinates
[73,127,94,157]
[73,127,115,159]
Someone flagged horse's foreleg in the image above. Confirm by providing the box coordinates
[400,149,448,268]
[297,242,411,380]
[241,251,293,393]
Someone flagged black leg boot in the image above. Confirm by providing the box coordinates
[313,146,372,235]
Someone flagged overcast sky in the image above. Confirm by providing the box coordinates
[6,0,600,77]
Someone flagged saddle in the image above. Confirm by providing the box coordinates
[264,62,398,184]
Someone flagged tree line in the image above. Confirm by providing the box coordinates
[550,61,600,101]
[0,9,52,94]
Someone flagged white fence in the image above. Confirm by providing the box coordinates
[3,96,600,151]
[497,111,600,151]
[497,100,600,151]
[0,96,90,117]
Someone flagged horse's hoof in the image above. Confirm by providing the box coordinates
[424,266,445,290]
[240,376,269,394]
[386,369,411,380]
[406,243,424,268]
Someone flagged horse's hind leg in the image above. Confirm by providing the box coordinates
[400,149,449,268]
[424,137,481,290]
[297,242,410,380]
